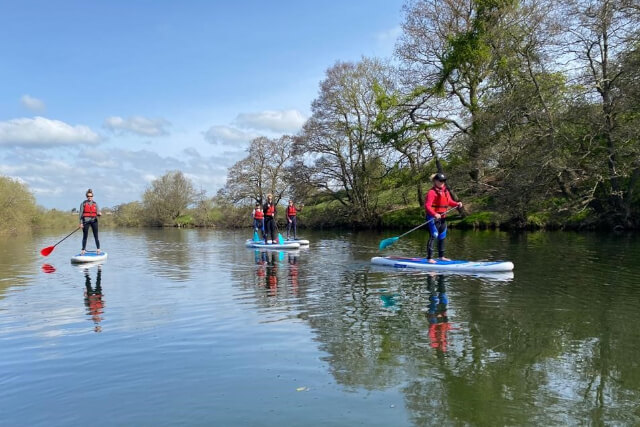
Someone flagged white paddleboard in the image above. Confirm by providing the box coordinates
[371,256,514,272]
[71,251,108,264]
[283,238,309,245]
[245,239,300,249]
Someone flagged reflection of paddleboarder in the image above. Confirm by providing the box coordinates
[288,253,299,294]
[255,250,267,287]
[84,266,104,332]
[266,251,278,295]
[426,273,451,352]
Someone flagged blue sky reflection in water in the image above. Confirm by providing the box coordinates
[1,229,640,425]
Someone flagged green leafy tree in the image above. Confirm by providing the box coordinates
[142,171,196,226]
[0,175,37,235]
[294,58,394,225]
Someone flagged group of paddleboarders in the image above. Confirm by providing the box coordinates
[250,173,461,259]
[77,173,460,260]
[252,193,304,244]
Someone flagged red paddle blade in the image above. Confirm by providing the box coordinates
[40,246,54,256]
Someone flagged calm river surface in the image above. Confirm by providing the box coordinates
[1,228,639,426]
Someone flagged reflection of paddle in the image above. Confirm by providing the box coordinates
[379,207,458,250]
[40,227,80,256]
[41,263,56,273]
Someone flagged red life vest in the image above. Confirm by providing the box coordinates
[426,186,453,214]
[286,205,296,217]
[265,203,275,217]
[254,209,264,220]
[82,201,98,217]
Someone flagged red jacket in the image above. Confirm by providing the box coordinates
[424,186,458,217]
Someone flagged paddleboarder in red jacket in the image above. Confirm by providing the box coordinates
[79,189,101,255]
[424,173,462,263]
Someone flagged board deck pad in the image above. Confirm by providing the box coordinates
[70,251,108,264]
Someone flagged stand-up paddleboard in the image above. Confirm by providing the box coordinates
[283,238,310,245]
[260,239,309,246]
[245,239,300,249]
[71,250,108,264]
[371,256,514,272]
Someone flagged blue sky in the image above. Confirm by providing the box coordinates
[0,0,404,209]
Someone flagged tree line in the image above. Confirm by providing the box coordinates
[219,0,640,230]
[3,0,639,233]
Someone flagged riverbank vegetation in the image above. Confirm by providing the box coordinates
[213,0,640,231]
[3,0,639,234]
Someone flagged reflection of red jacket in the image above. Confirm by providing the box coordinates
[428,321,452,352]
[85,292,104,324]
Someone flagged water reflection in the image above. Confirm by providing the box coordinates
[253,250,302,300]
[41,263,56,274]
[426,273,451,352]
[144,229,192,281]
[287,252,299,295]
[1,230,639,426]
[83,265,104,332]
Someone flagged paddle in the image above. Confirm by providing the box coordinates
[253,230,261,242]
[274,220,285,244]
[379,207,459,250]
[40,227,80,256]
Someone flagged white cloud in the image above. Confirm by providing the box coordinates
[204,125,259,146]
[0,117,100,146]
[234,109,307,133]
[104,116,170,136]
[0,144,237,209]
[20,95,46,112]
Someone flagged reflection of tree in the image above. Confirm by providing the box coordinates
[303,257,640,425]
[225,229,640,424]
[144,228,192,282]
[0,234,37,300]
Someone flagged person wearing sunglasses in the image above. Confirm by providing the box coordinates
[78,189,102,255]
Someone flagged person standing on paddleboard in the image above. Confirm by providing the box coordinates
[286,200,303,240]
[79,189,101,255]
[253,202,265,237]
[263,194,277,244]
[425,173,462,264]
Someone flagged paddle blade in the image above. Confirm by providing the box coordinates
[40,246,55,256]
[277,233,284,245]
[379,237,399,250]
[253,231,260,242]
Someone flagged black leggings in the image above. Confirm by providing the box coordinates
[264,217,276,242]
[287,216,297,238]
[82,219,100,250]
[427,218,447,259]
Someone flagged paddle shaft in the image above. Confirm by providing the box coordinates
[52,227,80,248]
[396,206,459,239]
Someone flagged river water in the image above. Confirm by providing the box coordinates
[1,228,639,426]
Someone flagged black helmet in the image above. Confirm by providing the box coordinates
[433,173,447,182]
